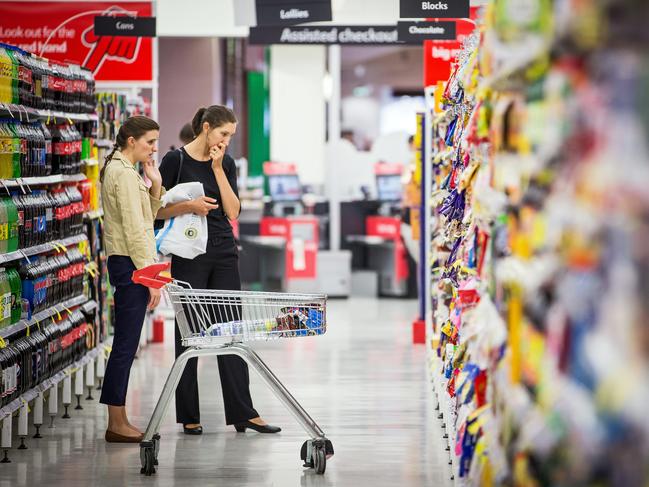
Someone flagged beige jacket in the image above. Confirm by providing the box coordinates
[101,151,164,269]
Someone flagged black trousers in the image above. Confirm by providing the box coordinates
[171,235,259,425]
[100,256,149,406]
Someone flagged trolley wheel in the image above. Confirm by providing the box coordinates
[313,446,326,475]
[301,439,334,471]
[153,434,160,466]
[140,446,156,476]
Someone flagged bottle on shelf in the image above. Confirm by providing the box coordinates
[0,122,14,178]
[15,121,27,178]
[12,193,25,250]
[4,197,18,253]
[0,198,7,254]
[12,47,34,108]
[7,267,21,325]
[0,44,18,105]
[41,121,53,175]
[0,267,11,329]
[31,55,46,109]
[51,123,67,175]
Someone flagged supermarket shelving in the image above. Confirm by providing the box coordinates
[0,173,89,191]
[0,103,98,123]
[0,295,93,341]
[0,233,88,265]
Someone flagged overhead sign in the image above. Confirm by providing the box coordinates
[397,21,456,41]
[94,16,156,37]
[255,0,332,26]
[249,24,456,45]
[250,25,400,44]
[400,0,470,19]
[0,1,153,82]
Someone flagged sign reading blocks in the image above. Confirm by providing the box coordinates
[400,0,470,19]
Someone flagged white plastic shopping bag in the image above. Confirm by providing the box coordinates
[155,182,207,259]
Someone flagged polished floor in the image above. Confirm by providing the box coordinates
[0,297,452,487]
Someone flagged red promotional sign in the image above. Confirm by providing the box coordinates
[0,1,153,82]
[423,6,479,86]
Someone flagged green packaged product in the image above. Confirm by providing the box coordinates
[4,197,18,252]
[0,198,8,254]
[0,268,11,329]
[7,268,21,324]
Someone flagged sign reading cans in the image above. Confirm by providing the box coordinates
[397,21,456,41]
[94,16,156,37]
[255,0,332,26]
[399,0,470,19]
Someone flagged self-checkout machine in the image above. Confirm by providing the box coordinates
[345,162,411,297]
[241,162,351,296]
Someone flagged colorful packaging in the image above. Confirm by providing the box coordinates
[7,268,21,325]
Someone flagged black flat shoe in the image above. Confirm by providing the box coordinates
[234,421,281,434]
[183,425,203,435]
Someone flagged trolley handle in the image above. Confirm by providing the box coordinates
[132,262,173,289]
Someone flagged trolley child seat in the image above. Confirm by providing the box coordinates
[132,262,334,476]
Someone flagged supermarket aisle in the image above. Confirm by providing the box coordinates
[0,297,452,487]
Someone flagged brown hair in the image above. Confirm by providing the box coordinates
[191,105,237,136]
[100,115,160,182]
[179,122,195,144]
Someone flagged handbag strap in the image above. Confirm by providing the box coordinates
[175,148,185,186]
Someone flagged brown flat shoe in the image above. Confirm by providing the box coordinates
[105,429,144,443]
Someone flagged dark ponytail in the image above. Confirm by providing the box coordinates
[100,115,160,182]
[191,105,237,136]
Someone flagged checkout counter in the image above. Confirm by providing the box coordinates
[342,163,416,298]
[239,163,351,296]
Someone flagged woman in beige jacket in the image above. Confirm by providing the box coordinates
[99,116,164,443]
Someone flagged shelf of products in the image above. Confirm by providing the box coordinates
[422,1,649,485]
[0,294,90,340]
[0,233,87,265]
[0,104,98,123]
[95,92,128,142]
[0,43,111,448]
[0,337,107,421]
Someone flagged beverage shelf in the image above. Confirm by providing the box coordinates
[0,294,92,340]
[0,173,87,188]
[0,103,98,123]
[0,232,88,265]
[0,173,88,189]
[0,334,108,421]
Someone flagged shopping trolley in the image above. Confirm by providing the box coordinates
[132,262,334,476]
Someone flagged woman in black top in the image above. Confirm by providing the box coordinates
[157,105,280,435]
